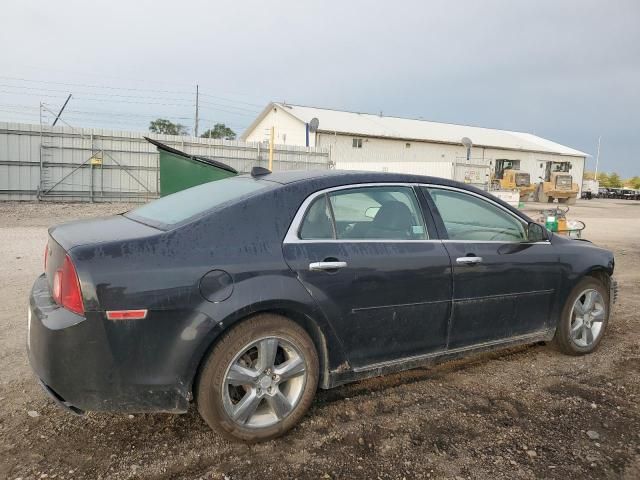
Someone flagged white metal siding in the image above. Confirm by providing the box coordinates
[254,103,588,157]
[243,106,309,146]
[316,132,585,192]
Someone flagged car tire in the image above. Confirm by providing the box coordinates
[196,313,319,442]
[554,277,610,355]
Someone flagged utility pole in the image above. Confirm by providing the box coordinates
[594,136,601,180]
[52,94,72,126]
[194,84,199,137]
[268,126,274,170]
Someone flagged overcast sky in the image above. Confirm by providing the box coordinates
[2,0,639,176]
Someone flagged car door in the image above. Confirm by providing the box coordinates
[422,186,560,349]
[283,184,452,368]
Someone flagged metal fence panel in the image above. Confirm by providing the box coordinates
[0,122,330,202]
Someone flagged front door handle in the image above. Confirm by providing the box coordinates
[309,261,348,272]
[456,256,483,265]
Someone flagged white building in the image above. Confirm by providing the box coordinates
[241,103,588,192]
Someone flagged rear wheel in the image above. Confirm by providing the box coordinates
[554,277,609,355]
[196,314,319,442]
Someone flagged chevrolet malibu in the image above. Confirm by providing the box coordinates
[28,170,616,442]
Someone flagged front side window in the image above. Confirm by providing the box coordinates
[426,188,526,242]
[299,186,428,240]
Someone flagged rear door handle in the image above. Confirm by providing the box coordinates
[309,261,348,271]
[456,256,483,265]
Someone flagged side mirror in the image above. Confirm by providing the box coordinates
[527,222,548,242]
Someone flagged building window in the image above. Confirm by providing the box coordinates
[405,143,411,148]
[352,138,363,148]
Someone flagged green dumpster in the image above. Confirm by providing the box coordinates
[145,137,238,196]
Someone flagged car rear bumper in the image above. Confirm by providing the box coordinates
[28,274,190,413]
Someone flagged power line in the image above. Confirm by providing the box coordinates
[0,108,248,130]
[0,90,194,107]
[0,82,194,102]
[0,75,195,96]
[197,99,260,113]
[0,102,250,128]
[0,75,268,109]
[0,86,261,116]
[198,92,265,108]
[0,92,251,133]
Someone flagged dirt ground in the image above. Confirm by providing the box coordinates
[0,199,638,480]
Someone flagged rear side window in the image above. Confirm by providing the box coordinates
[299,186,428,240]
[426,188,526,241]
[125,177,268,228]
[299,195,334,239]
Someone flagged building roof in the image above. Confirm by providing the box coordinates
[242,103,588,157]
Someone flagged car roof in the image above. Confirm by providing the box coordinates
[235,169,533,223]
[238,169,453,186]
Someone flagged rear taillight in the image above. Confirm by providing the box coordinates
[52,254,84,315]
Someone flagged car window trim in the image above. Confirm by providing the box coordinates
[284,183,437,244]
[325,192,338,239]
[285,182,551,245]
[420,184,551,245]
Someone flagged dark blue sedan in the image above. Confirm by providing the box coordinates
[28,169,616,441]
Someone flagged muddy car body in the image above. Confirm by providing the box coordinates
[28,170,616,441]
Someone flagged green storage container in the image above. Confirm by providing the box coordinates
[145,137,238,196]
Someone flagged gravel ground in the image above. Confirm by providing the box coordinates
[0,199,638,480]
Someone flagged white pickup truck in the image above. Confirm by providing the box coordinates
[581,179,599,199]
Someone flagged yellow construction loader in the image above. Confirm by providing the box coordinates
[534,161,579,204]
[491,160,535,200]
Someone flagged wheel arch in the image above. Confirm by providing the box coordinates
[190,301,346,398]
[584,267,612,290]
[561,266,613,310]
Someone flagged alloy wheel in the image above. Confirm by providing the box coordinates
[221,336,307,428]
[570,289,606,348]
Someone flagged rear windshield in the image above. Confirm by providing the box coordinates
[125,177,269,228]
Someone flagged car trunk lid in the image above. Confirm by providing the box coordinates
[45,214,162,295]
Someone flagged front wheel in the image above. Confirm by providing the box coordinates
[554,277,610,355]
[196,314,319,442]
